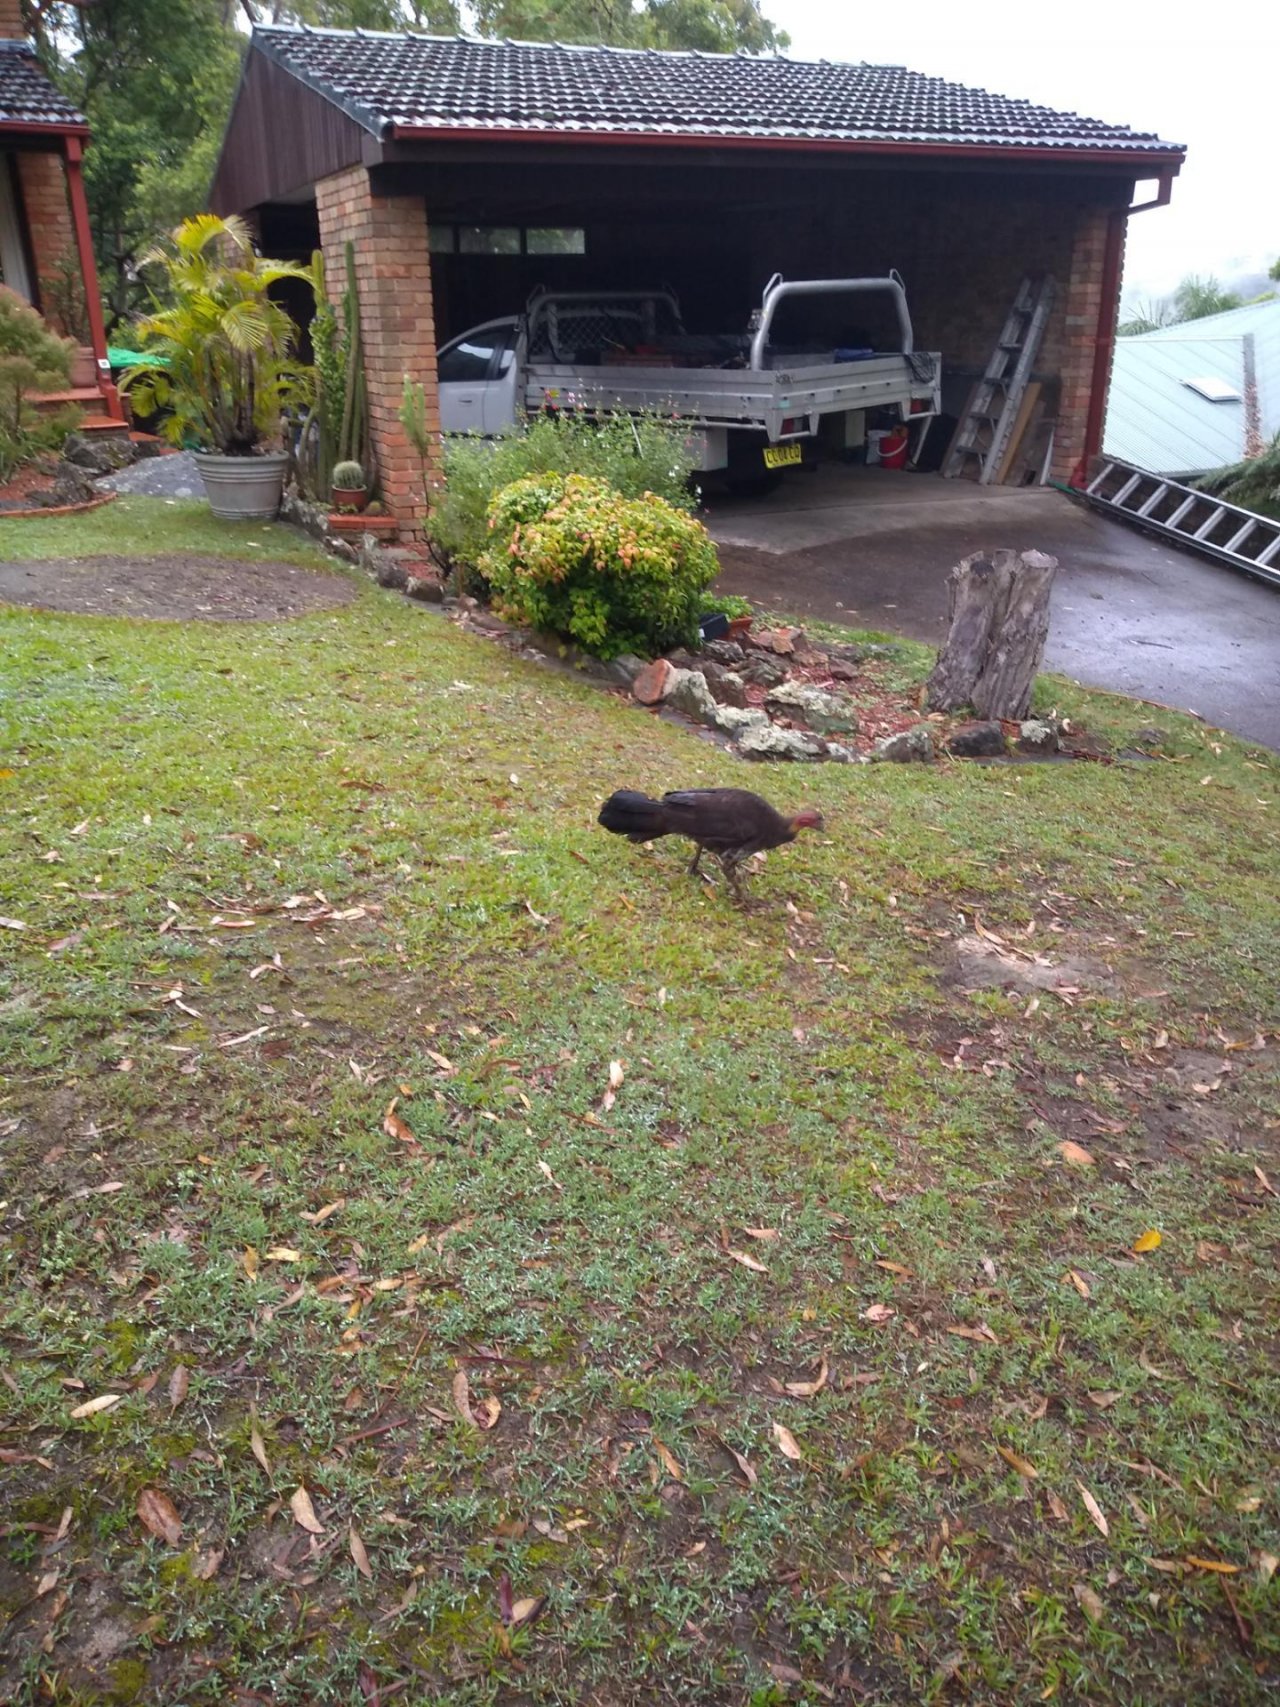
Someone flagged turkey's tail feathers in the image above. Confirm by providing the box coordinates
[597,790,671,843]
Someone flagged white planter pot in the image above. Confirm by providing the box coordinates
[193,451,290,522]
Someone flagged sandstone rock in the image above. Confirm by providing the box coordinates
[741,656,788,690]
[946,721,1007,758]
[827,659,859,684]
[764,680,859,735]
[606,653,645,687]
[666,668,719,724]
[822,742,858,763]
[63,431,128,475]
[737,722,824,761]
[871,725,936,763]
[405,574,445,603]
[632,658,677,704]
[665,647,700,672]
[710,705,770,737]
[699,662,749,708]
[704,638,745,666]
[40,460,96,506]
[748,626,802,657]
[1017,718,1059,755]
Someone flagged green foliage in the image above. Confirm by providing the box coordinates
[1271,256,1280,283]
[120,215,313,457]
[336,242,369,474]
[704,590,753,620]
[309,249,343,497]
[1120,273,1244,336]
[1196,431,1280,520]
[429,410,698,573]
[480,470,718,657]
[331,459,366,488]
[0,286,76,480]
[468,0,788,50]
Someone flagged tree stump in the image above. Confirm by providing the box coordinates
[924,549,1058,721]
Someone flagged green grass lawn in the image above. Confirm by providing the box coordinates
[1,499,1278,1705]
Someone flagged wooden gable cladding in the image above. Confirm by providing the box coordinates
[209,47,369,217]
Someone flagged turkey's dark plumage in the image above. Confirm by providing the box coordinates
[598,787,823,900]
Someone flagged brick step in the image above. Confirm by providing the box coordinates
[31,386,108,407]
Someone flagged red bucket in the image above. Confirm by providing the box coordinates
[878,427,909,470]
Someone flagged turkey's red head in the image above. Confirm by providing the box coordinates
[790,808,825,833]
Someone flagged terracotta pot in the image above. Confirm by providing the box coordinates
[332,484,368,513]
[727,615,753,640]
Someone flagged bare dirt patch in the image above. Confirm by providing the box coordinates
[0,553,358,622]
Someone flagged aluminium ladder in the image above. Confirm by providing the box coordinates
[942,275,1056,483]
[1081,459,1280,588]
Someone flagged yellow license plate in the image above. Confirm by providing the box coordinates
[763,442,803,469]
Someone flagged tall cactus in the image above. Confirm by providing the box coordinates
[309,248,343,499]
[337,240,369,478]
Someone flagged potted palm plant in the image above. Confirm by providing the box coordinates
[121,215,313,521]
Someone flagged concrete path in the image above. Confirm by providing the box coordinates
[708,466,1280,749]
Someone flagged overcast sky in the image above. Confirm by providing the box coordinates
[774,0,1277,308]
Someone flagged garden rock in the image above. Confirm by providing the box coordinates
[405,574,445,603]
[666,668,719,725]
[41,460,97,506]
[704,639,745,667]
[606,653,645,688]
[946,721,1007,758]
[749,626,803,657]
[827,658,859,683]
[632,658,677,705]
[710,705,770,738]
[741,655,788,690]
[737,722,824,762]
[827,642,869,665]
[698,662,748,708]
[872,724,936,763]
[63,432,128,476]
[1017,718,1059,755]
[764,680,858,735]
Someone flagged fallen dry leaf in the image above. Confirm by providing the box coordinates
[452,1369,475,1426]
[1057,1140,1096,1168]
[168,1365,189,1410]
[1256,1552,1278,1584]
[136,1488,183,1546]
[874,1259,913,1278]
[349,1524,373,1580]
[508,1594,546,1629]
[996,1445,1038,1480]
[242,1245,259,1279]
[290,1486,324,1534]
[947,1322,999,1344]
[1073,1582,1105,1622]
[1064,1269,1092,1299]
[862,1303,896,1324]
[300,1199,345,1224]
[743,1227,780,1242]
[713,1435,757,1487]
[726,1247,769,1274]
[602,1058,624,1112]
[771,1421,803,1462]
[1087,1390,1122,1410]
[250,1422,271,1476]
[473,1396,502,1430]
[531,1517,569,1543]
[265,1246,301,1263]
[1184,1556,1241,1574]
[382,1100,416,1145]
[1046,1489,1069,1521]
[1133,1229,1163,1254]
[1078,1482,1110,1538]
[70,1393,122,1419]
[784,1356,829,1399]
[653,1438,684,1483]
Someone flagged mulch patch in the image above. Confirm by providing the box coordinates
[0,553,359,622]
[0,460,60,510]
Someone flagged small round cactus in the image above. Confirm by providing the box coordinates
[331,460,366,489]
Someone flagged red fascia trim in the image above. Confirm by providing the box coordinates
[0,119,91,138]
[384,121,1185,170]
[1075,170,1175,484]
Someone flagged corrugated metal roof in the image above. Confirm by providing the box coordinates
[1105,299,1280,475]
[0,42,87,129]
[251,26,1184,156]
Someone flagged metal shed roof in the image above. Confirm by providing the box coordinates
[249,26,1184,160]
[1104,299,1280,476]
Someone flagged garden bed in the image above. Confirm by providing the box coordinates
[0,551,359,622]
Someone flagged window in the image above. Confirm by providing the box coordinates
[459,226,520,255]
[430,222,588,257]
[438,331,504,385]
[0,156,33,302]
[527,227,586,255]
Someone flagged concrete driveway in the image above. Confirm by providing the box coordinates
[708,465,1280,749]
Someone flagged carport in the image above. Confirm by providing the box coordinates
[209,27,1185,540]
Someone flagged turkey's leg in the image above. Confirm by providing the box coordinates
[688,843,704,878]
[719,852,750,905]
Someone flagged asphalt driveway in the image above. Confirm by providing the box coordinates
[708,465,1280,749]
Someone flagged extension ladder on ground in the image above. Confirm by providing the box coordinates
[1082,459,1280,588]
[942,275,1056,484]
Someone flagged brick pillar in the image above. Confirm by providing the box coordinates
[0,0,24,36]
[315,164,440,540]
[1051,205,1121,483]
[15,149,76,326]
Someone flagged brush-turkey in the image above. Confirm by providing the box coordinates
[597,787,824,902]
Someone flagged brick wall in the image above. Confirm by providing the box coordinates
[15,148,76,329]
[315,164,439,539]
[0,0,24,37]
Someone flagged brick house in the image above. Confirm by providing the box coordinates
[0,0,122,426]
[209,26,1184,538]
